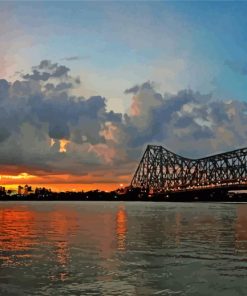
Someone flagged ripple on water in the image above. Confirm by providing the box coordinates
[1,202,247,296]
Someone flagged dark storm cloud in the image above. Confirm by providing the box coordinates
[0,79,9,100]
[124,81,155,94]
[22,60,70,81]
[209,101,231,124]
[105,110,122,123]
[123,81,247,158]
[49,124,70,140]
[0,60,124,174]
[23,70,51,81]
[0,127,10,142]
[124,84,140,94]
[174,116,194,128]
[1,61,247,178]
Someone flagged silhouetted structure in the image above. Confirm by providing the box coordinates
[131,145,247,195]
[18,185,23,195]
[2,145,247,202]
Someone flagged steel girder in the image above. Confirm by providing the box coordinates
[131,145,247,192]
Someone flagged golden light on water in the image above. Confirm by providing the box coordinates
[116,206,127,251]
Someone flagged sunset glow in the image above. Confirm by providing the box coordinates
[3,182,127,193]
[0,173,35,181]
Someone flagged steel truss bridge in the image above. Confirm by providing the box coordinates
[131,145,247,194]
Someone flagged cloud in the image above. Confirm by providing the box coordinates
[61,56,89,61]
[123,82,247,158]
[22,60,71,81]
[124,81,155,95]
[1,62,247,186]
[0,60,126,178]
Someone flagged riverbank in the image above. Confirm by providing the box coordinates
[1,189,247,202]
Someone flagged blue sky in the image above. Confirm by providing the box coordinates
[2,1,247,112]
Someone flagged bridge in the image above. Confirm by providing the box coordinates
[130,145,247,196]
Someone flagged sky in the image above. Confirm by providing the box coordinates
[1,1,247,191]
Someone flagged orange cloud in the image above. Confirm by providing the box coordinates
[0,172,35,181]
[59,139,70,153]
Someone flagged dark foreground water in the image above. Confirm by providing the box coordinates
[0,202,247,296]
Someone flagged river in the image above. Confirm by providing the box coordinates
[0,201,247,295]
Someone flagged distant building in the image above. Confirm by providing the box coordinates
[35,187,52,198]
[18,185,23,195]
[0,186,6,197]
[24,185,32,195]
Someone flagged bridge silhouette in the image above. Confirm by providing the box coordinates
[131,145,247,196]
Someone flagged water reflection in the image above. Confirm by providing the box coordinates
[1,202,247,295]
[0,207,36,267]
[175,212,181,246]
[116,205,127,251]
[48,209,76,282]
[0,205,78,281]
[235,204,247,253]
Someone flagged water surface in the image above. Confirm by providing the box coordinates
[0,201,247,295]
